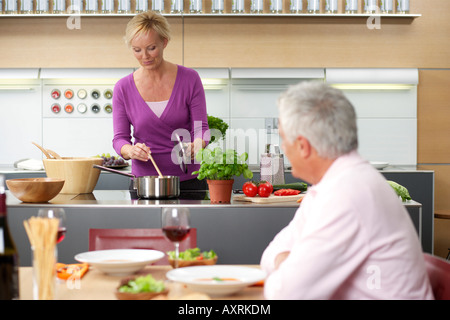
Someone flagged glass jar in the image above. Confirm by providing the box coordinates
[380,0,393,13]
[152,0,164,13]
[396,0,409,14]
[170,0,183,13]
[84,0,98,13]
[325,0,338,13]
[5,0,18,13]
[364,0,377,13]
[20,0,33,13]
[135,0,148,12]
[53,0,66,13]
[189,0,202,13]
[290,0,302,13]
[101,0,114,13]
[69,0,83,13]
[345,0,358,13]
[270,0,282,13]
[251,0,263,13]
[211,0,224,13]
[307,0,320,13]
[231,0,244,13]
[117,0,130,13]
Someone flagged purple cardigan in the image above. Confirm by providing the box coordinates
[112,65,209,181]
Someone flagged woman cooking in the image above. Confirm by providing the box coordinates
[112,11,210,192]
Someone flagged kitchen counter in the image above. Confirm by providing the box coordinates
[5,189,303,208]
[6,189,424,268]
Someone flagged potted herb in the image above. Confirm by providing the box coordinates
[207,115,229,143]
[192,147,253,203]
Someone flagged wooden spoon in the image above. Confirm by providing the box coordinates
[32,142,51,159]
[143,143,163,177]
[148,152,163,177]
[47,149,62,159]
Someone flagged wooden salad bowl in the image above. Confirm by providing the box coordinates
[6,178,65,203]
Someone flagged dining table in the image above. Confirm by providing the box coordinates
[19,265,265,300]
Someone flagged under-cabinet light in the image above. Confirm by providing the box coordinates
[330,84,415,91]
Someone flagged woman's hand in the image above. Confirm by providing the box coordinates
[121,143,151,162]
[186,138,206,160]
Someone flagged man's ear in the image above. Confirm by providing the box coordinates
[296,136,312,159]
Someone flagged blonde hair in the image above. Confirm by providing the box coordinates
[124,11,171,47]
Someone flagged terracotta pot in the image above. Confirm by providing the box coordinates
[207,179,234,204]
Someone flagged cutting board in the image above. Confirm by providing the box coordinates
[233,193,304,203]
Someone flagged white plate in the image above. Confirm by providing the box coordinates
[74,249,164,276]
[166,265,266,297]
[370,161,389,170]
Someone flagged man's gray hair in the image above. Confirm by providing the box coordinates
[277,81,358,159]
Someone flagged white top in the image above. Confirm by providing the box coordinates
[146,100,168,118]
[260,151,434,300]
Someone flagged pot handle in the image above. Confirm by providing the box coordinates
[93,164,135,178]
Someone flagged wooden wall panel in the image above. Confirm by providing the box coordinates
[183,0,450,68]
[418,70,450,163]
[0,16,183,68]
[0,0,448,68]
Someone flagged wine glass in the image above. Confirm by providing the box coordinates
[161,207,191,268]
[38,208,66,244]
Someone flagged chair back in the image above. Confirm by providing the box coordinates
[424,253,450,300]
[89,228,197,265]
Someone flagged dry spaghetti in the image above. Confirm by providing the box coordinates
[23,216,59,300]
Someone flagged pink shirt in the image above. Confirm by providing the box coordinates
[146,100,168,118]
[260,151,434,300]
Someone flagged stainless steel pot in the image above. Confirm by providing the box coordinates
[93,165,180,199]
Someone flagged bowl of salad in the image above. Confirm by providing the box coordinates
[115,274,168,300]
[168,248,218,268]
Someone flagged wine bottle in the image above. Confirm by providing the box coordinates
[0,175,19,300]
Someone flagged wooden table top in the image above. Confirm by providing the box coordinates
[19,265,265,300]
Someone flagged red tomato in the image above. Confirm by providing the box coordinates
[243,181,258,197]
[259,181,273,193]
[274,189,301,196]
[258,184,272,198]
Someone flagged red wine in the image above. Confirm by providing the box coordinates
[162,226,190,242]
[56,227,66,243]
[0,176,19,300]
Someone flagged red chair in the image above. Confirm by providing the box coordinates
[423,253,450,300]
[89,228,197,265]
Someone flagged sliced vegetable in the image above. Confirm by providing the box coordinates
[274,189,301,196]
[273,182,308,192]
[387,181,411,202]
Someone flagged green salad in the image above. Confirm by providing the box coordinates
[388,180,412,202]
[118,275,165,294]
[167,247,217,261]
